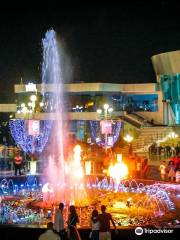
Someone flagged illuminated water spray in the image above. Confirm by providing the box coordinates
[41,30,85,203]
[65,145,84,184]
[41,29,65,200]
[64,145,86,205]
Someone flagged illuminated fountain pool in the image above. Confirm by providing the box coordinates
[0,176,179,228]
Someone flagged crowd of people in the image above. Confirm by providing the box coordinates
[149,143,180,158]
[125,150,180,182]
[38,203,118,240]
[159,155,180,182]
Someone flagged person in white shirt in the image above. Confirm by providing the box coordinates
[89,209,100,240]
[39,222,60,240]
[54,202,66,240]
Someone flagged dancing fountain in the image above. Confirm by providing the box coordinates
[41,29,66,202]
[40,29,87,206]
[0,29,179,228]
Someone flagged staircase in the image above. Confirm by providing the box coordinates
[119,115,141,129]
[128,112,155,126]
[119,112,154,129]
[132,126,174,153]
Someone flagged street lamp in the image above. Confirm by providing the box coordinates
[97,103,114,151]
[167,131,178,154]
[97,104,114,120]
[30,95,37,112]
[168,131,178,139]
[97,109,102,114]
[123,134,134,154]
[16,94,38,116]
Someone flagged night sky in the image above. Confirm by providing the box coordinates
[0,1,180,103]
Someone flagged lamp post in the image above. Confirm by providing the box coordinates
[17,94,38,115]
[167,131,178,155]
[30,94,37,112]
[168,131,178,139]
[97,104,113,152]
[123,134,134,154]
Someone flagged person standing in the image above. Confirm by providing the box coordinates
[54,202,66,240]
[67,205,79,240]
[89,209,100,240]
[168,161,176,181]
[130,156,136,178]
[14,151,23,176]
[39,222,60,240]
[159,161,166,181]
[176,167,180,183]
[135,157,141,178]
[98,205,118,240]
[141,158,149,179]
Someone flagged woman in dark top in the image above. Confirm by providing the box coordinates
[67,205,79,240]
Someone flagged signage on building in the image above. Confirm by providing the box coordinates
[87,138,91,144]
[100,120,112,134]
[25,83,37,92]
[27,120,40,136]
[107,136,113,146]
[96,137,101,143]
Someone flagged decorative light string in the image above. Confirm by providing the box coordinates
[89,121,122,147]
[9,119,53,154]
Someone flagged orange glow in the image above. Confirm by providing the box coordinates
[73,145,84,179]
[74,167,84,179]
[85,101,94,107]
[85,161,91,175]
[108,161,128,183]
[73,145,81,165]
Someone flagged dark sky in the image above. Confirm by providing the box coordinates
[0,1,180,103]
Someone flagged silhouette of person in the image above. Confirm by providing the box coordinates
[54,202,66,240]
[98,205,118,240]
[39,222,60,240]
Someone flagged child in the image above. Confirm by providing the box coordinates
[168,161,176,181]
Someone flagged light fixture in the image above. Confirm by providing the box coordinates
[28,102,32,107]
[108,107,113,113]
[30,95,37,102]
[123,134,133,143]
[39,102,44,107]
[97,109,102,114]
[103,103,109,110]
[21,103,25,108]
[168,131,178,139]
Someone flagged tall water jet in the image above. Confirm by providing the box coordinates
[41,29,65,202]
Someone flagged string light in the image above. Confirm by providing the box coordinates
[9,119,53,154]
[89,121,122,147]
